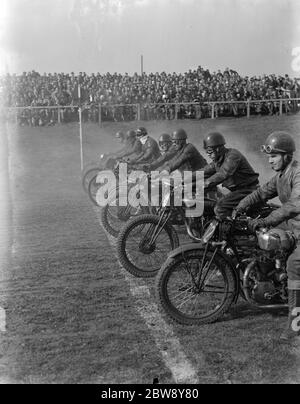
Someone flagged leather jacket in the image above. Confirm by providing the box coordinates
[237,160,300,237]
[204,148,259,191]
[163,143,207,173]
[149,146,178,170]
[131,136,160,164]
[117,139,142,159]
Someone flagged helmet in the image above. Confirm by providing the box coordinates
[159,133,172,145]
[261,131,296,154]
[203,132,226,149]
[172,129,187,141]
[126,130,136,140]
[136,127,147,137]
[115,131,125,140]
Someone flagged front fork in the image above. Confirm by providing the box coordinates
[181,243,219,291]
[143,209,172,246]
[181,241,240,301]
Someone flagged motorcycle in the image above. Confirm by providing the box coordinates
[156,209,294,326]
[100,164,181,237]
[88,157,132,206]
[100,169,157,237]
[116,175,219,278]
[82,153,117,195]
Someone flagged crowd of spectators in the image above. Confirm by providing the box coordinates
[1,66,299,125]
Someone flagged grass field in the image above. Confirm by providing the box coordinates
[0,113,300,384]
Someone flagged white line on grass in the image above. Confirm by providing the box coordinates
[0,307,6,332]
[93,207,200,384]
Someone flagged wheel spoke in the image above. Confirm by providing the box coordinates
[174,290,196,309]
[163,253,232,320]
[198,290,226,294]
[168,285,194,302]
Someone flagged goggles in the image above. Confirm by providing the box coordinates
[136,129,147,137]
[159,141,171,146]
[205,147,217,155]
[260,144,285,154]
[172,139,184,145]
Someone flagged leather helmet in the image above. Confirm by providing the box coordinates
[203,132,226,149]
[261,131,296,154]
[172,129,187,141]
[136,127,147,137]
[159,133,172,144]
[126,130,136,140]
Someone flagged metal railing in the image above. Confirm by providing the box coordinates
[1,98,299,126]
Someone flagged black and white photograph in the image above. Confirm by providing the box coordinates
[0,0,300,386]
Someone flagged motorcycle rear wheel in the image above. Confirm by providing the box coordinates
[117,214,179,278]
[156,249,236,325]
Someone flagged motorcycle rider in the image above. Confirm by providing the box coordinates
[158,133,173,155]
[128,127,160,165]
[161,128,207,174]
[109,131,126,156]
[234,131,300,344]
[203,131,259,219]
[157,129,207,236]
[113,130,142,161]
[100,131,127,169]
[144,133,177,171]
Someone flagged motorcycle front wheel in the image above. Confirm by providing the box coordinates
[82,167,100,193]
[117,214,179,278]
[156,249,236,325]
[88,173,106,206]
[101,203,150,238]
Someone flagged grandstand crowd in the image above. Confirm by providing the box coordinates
[1,66,299,125]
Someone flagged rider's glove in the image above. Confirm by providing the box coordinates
[231,209,238,220]
[232,206,248,219]
[203,179,210,189]
[248,218,267,233]
[142,164,150,172]
[235,200,250,214]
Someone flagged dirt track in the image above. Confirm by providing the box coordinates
[1,115,300,384]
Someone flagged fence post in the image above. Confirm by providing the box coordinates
[247,101,250,119]
[279,99,283,116]
[98,104,102,126]
[175,104,178,120]
[137,104,141,121]
[285,100,289,115]
[211,103,215,119]
[58,107,61,124]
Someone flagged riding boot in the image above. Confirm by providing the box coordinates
[280,289,300,344]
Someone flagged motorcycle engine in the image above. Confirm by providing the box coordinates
[252,280,277,304]
[243,253,288,305]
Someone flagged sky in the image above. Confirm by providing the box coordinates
[0,0,300,77]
